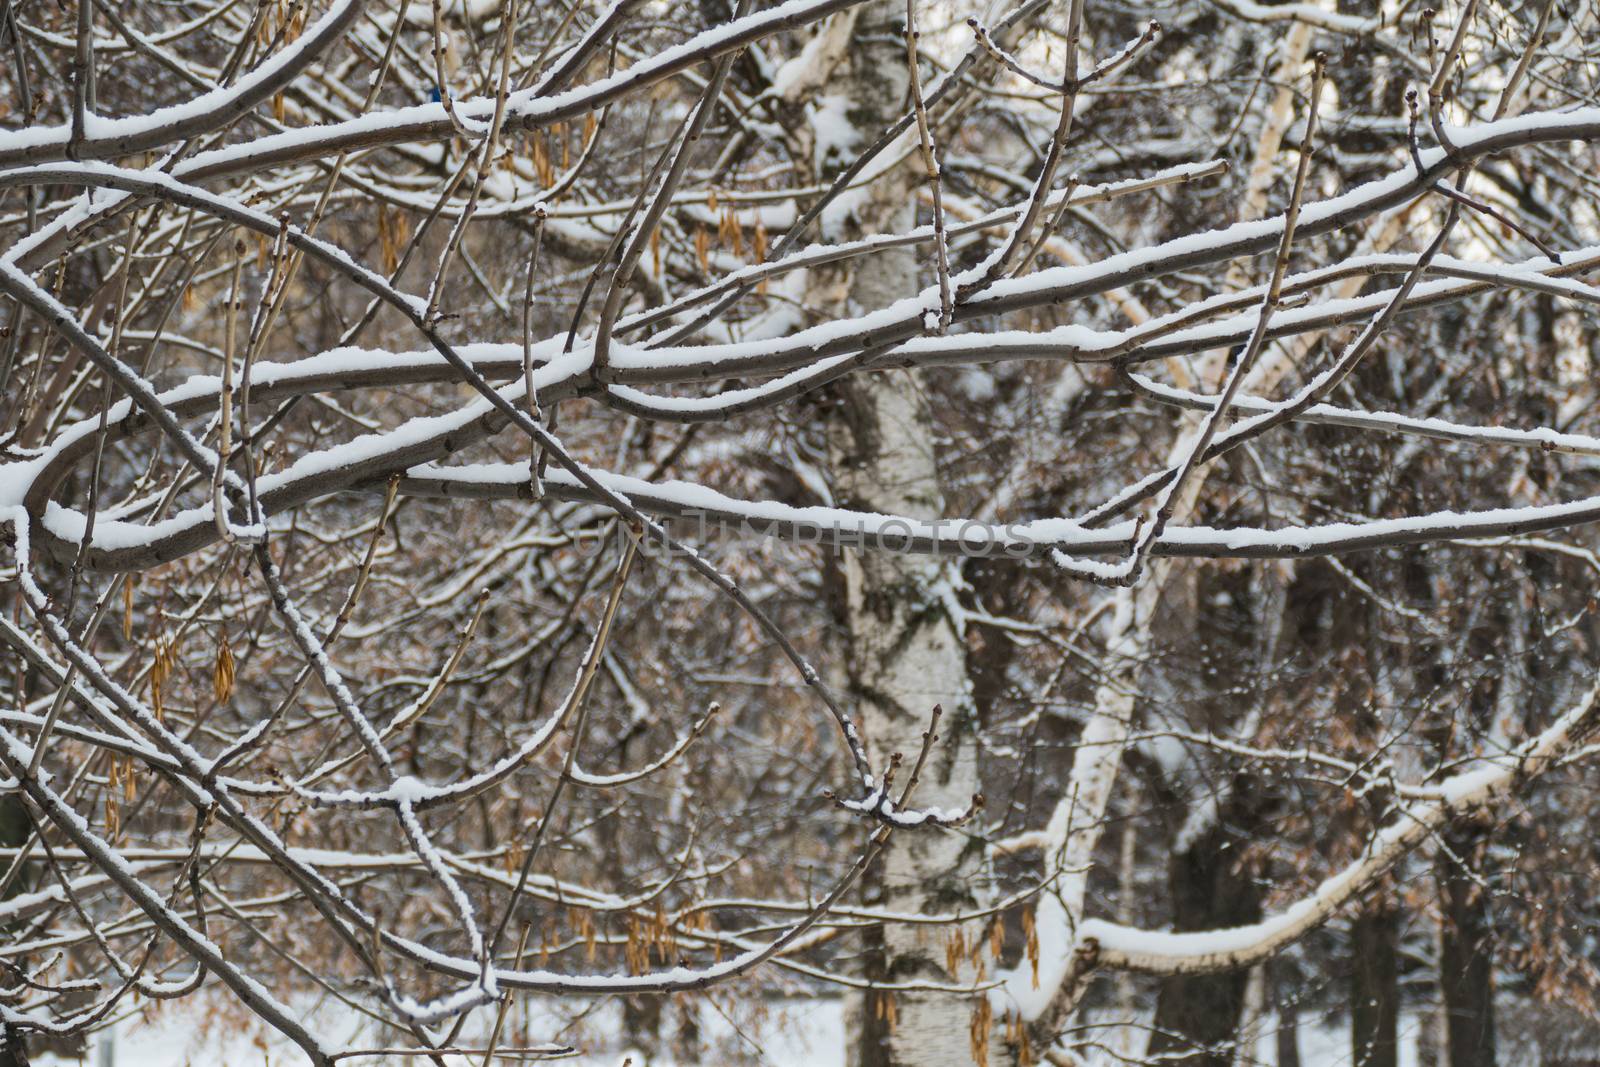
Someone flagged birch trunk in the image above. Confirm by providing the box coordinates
[801,5,985,1065]
[1012,22,1322,1056]
[833,367,985,1067]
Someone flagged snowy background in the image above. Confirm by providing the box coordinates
[39,999,1447,1067]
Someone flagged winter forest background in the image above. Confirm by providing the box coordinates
[3,0,1600,1064]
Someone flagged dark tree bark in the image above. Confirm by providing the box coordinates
[0,1027,27,1067]
[672,995,702,1064]
[1276,1002,1302,1067]
[1147,564,1281,1066]
[622,995,662,1058]
[1147,793,1263,1067]
[0,795,29,1067]
[1439,823,1496,1067]
[1351,900,1400,1067]
[1273,957,1304,1067]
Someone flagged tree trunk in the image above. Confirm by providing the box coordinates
[834,364,984,1066]
[1146,799,1262,1067]
[672,995,701,1065]
[1276,1000,1301,1067]
[1439,824,1495,1067]
[0,795,30,1067]
[622,995,661,1060]
[1351,900,1400,1067]
[805,6,985,1066]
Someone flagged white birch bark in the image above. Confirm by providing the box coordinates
[798,4,986,1064]
[1001,20,1321,1055]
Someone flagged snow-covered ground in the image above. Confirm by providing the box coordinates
[39,997,847,1067]
[37,999,1444,1067]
